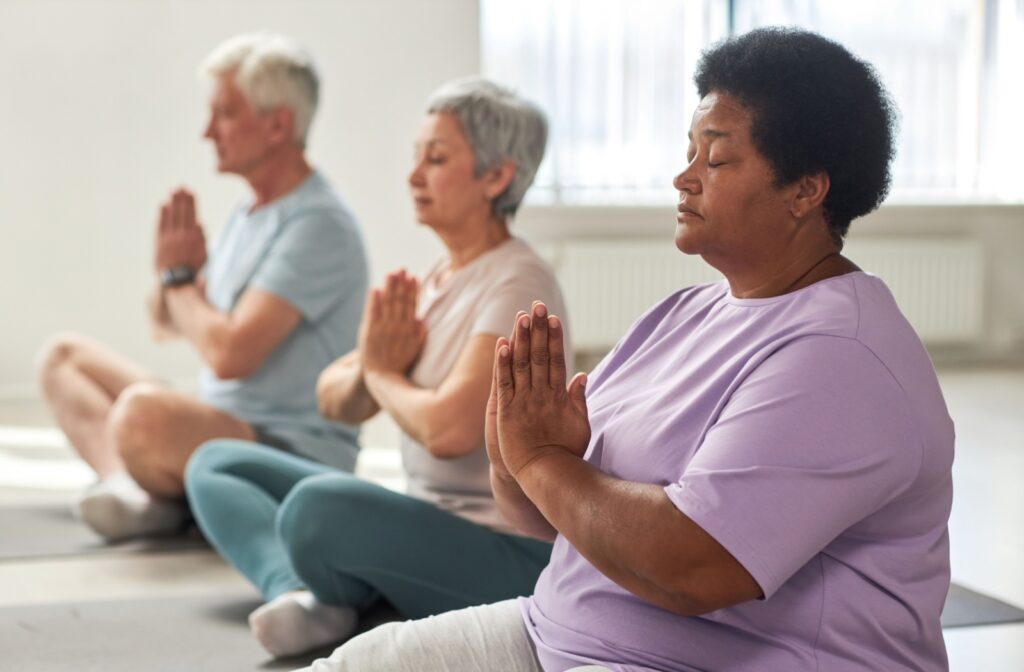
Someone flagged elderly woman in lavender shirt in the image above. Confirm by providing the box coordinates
[303,28,955,672]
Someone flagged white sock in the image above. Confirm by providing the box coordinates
[249,590,358,659]
[75,471,187,541]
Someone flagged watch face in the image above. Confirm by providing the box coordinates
[161,265,195,287]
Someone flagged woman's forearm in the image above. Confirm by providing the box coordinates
[514,450,761,616]
[491,467,557,541]
[363,370,479,459]
[316,354,380,424]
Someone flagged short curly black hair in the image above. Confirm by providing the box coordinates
[694,27,897,241]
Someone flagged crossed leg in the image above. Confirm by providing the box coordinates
[36,332,155,477]
[36,332,257,537]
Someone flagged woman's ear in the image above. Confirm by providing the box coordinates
[790,171,830,219]
[483,160,517,201]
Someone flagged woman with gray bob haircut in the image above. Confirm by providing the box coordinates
[186,75,571,661]
[201,32,319,147]
[427,77,548,220]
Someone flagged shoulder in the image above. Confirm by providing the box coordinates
[490,238,558,281]
[629,280,730,339]
[281,173,361,235]
[483,239,566,306]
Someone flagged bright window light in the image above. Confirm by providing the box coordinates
[481,0,1024,206]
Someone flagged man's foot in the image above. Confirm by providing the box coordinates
[75,472,187,541]
[249,590,358,658]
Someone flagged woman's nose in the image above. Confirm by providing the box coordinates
[673,166,701,194]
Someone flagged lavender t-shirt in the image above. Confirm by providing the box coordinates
[522,272,954,671]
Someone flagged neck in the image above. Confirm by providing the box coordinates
[436,211,511,271]
[719,223,854,299]
[244,147,312,208]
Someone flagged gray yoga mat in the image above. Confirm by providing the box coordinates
[0,593,321,671]
[0,502,207,560]
[0,593,401,672]
[0,584,1018,671]
[942,583,1024,628]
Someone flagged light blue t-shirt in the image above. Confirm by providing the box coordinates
[199,171,367,471]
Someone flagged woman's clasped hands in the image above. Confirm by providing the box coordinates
[359,269,427,375]
[486,301,591,483]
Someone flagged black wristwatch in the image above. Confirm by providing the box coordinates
[160,265,196,288]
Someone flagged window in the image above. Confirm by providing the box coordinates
[481,0,1024,205]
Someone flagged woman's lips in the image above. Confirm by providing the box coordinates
[677,203,703,220]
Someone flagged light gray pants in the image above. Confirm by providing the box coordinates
[293,599,612,672]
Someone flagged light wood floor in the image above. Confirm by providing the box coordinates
[0,367,1021,670]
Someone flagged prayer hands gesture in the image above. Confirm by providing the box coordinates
[486,301,590,481]
[359,269,426,374]
[154,188,207,272]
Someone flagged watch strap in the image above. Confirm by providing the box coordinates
[160,265,196,287]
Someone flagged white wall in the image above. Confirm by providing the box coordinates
[0,0,477,396]
[2,0,1022,399]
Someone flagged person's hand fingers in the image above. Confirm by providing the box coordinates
[367,288,382,324]
[485,337,503,458]
[183,190,197,229]
[158,201,171,234]
[402,276,418,321]
[512,312,531,391]
[495,337,515,409]
[567,371,589,418]
[389,274,403,318]
[529,302,549,390]
[383,272,401,320]
[395,273,413,321]
[508,310,526,360]
[171,190,187,230]
[548,314,567,391]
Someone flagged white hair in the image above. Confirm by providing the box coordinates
[427,77,548,221]
[201,32,319,147]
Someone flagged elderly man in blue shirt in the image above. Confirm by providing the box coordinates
[36,33,368,541]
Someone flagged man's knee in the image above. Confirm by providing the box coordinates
[35,332,84,390]
[109,382,170,462]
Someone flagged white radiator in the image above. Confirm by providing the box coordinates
[845,238,985,343]
[547,238,985,351]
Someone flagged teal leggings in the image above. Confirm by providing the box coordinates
[184,440,551,618]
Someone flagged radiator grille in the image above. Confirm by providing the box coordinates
[547,238,984,350]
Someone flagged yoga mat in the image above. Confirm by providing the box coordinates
[0,593,320,671]
[0,503,207,560]
[0,594,401,672]
[0,584,1019,670]
[942,583,1024,629]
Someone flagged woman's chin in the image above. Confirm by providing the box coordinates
[674,225,701,255]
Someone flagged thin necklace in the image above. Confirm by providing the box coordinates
[781,251,841,294]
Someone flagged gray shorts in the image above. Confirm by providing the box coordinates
[251,425,296,454]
